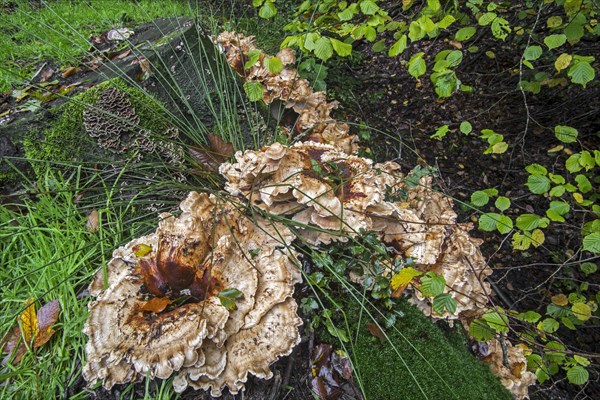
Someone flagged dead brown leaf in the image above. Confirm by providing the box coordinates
[140,297,172,313]
[367,322,385,343]
[61,66,78,78]
[86,209,99,232]
[39,68,55,83]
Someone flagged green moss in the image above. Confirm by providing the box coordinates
[23,78,172,179]
[340,298,512,400]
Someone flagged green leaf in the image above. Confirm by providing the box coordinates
[478,12,497,26]
[263,57,284,74]
[479,213,500,231]
[513,232,532,250]
[495,196,510,211]
[431,124,450,140]
[218,288,243,311]
[408,53,426,79]
[371,39,386,52]
[470,319,494,341]
[572,302,591,321]
[565,154,583,173]
[521,311,541,323]
[574,355,591,367]
[527,175,551,194]
[548,201,570,216]
[482,310,509,333]
[438,15,456,29]
[579,150,595,170]
[496,215,513,234]
[544,34,567,50]
[549,185,566,197]
[564,13,586,44]
[483,188,499,197]
[420,273,446,297]
[554,125,578,143]
[541,317,559,333]
[525,163,548,175]
[549,173,565,184]
[314,37,333,61]
[567,366,589,385]
[516,214,545,231]
[243,81,264,102]
[455,26,477,41]
[359,0,379,15]
[460,120,472,134]
[433,293,457,315]
[580,262,598,275]
[471,191,490,207]
[338,7,355,21]
[575,174,592,193]
[524,45,542,61]
[583,232,600,253]
[258,0,277,18]
[244,50,262,69]
[491,17,511,40]
[330,38,353,57]
[388,35,407,57]
[568,61,595,88]
[547,16,563,28]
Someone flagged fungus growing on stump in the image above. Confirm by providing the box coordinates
[83,192,302,395]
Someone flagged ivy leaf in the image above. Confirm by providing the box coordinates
[432,293,457,315]
[330,38,352,57]
[544,34,567,50]
[568,60,595,88]
[314,37,333,61]
[388,35,407,57]
[218,288,243,311]
[263,56,284,74]
[455,26,476,41]
[567,365,589,385]
[243,81,264,102]
[554,125,578,143]
[407,53,426,78]
[582,233,600,253]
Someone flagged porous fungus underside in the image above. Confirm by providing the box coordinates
[23,78,171,179]
[344,298,513,400]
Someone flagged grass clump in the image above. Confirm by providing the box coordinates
[0,168,156,399]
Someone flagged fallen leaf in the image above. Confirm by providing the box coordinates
[331,349,353,380]
[551,293,568,306]
[140,297,172,313]
[86,209,99,232]
[62,66,78,78]
[511,361,525,378]
[39,68,54,82]
[109,49,132,61]
[367,322,385,343]
[132,243,152,257]
[20,298,37,342]
[34,300,60,348]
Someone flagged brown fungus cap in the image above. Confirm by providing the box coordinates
[83,192,302,395]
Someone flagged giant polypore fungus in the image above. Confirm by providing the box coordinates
[83,192,302,396]
[220,141,492,320]
[214,32,357,154]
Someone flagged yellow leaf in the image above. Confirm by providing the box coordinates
[572,302,591,321]
[530,229,545,248]
[573,192,583,203]
[132,243,152,257]
[516,343,532,356]
[20,298,38,342]
[492,142,508,154]
[390,267,422,290]
[551,293,568,306]
[554,53,572,72]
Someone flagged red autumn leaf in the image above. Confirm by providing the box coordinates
[140,297,172,313]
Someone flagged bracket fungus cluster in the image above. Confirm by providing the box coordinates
[215,32,357,154]
[83,32,535,399]
[83,192,302,396]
